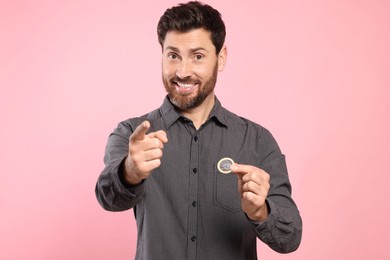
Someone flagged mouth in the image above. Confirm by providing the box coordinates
[174,81,199,93]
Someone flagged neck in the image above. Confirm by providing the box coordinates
[181,93,215,130]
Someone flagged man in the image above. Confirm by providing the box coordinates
[95,2,302,259]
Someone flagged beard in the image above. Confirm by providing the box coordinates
[163,63,218,110]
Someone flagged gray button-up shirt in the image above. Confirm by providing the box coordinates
[95,96,302,260]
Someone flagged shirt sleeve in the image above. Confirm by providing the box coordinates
[95,121,146,211]
[252,128,303,253]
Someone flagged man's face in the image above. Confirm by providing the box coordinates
[162,29,226,110]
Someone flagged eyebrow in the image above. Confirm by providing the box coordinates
[165,46,209,54]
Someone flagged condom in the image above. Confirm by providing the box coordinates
[217,157,234,174]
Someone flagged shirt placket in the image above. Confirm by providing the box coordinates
[187,130,199,260]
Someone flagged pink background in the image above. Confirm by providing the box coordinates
[1,0,389,259]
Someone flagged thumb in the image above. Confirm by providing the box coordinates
[148,130,168,144]
[231,163,244,179]
[130,121,150,141]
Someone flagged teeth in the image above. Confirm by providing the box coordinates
[177,83,195,89]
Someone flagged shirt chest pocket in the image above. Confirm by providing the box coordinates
[213,166,242,212]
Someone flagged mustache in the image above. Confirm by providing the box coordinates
[171,76,200,85]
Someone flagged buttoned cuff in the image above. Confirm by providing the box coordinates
[247,199,277,240]
[111,156,145,198]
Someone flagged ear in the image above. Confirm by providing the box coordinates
[217,45,227,72]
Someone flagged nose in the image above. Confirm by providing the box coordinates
[175,60,193,79]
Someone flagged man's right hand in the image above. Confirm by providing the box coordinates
[123,121,168,185]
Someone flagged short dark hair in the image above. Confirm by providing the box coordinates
[157,1,226,54]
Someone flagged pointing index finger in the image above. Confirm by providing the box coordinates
[130,121,150,141]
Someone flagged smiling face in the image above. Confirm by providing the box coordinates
[162,28,226,111]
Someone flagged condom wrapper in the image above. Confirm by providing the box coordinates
[217,157,234,174]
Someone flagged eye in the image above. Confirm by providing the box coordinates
[167,53,179,61]
[194,54,204,61]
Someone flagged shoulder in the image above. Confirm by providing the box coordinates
[221,106,268,137]
[221,106,281,149]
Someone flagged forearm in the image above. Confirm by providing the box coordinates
[95,157,145,212]
[254,197,302,253]
[252,128,302,252]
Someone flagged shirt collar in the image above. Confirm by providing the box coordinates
[208,97,228,128]
[159,95,229,129]
[159,96,181,129]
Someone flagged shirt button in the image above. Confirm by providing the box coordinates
[191,236,197,242]
[194,136,198,142]
[192,201,197,207]
[192,168,198,174]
